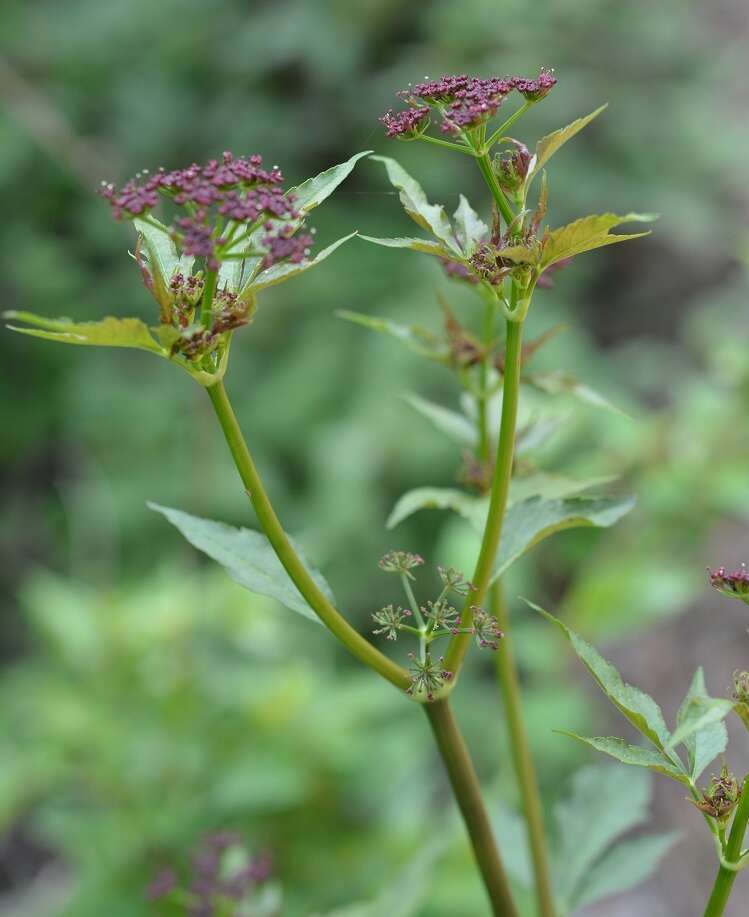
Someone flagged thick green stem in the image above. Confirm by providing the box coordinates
[476,154,515,226]
[492,582,556,917]
[476,294,495,462]
[444,318,522,675]
[205,380,410,691]
[425,699,519,917]
[703,777,749,917]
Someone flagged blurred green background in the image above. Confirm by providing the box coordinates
[2,1,749,914]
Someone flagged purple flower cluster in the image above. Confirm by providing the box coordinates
[708,564,749,603]
[261,224,314,270]
[146,831,274,916]
[380,105,430,139]
[382,70,557,138]
[100,152,309,273]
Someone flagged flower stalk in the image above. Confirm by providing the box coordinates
[206,379,411,691]
[444,316,522,676]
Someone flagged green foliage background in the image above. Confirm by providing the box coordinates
[1,1,749,914]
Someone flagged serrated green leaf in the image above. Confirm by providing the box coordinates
[558,734,688,783]
[529,603,673,751]
[666,697,732,751]
[402,393,476,447]
[675,669,729,780]
[573,832,680,910]
[525,370,626,415]
[148,503,334,622]
[529,104,608,182]
[370,155,458,253]
[336,310,448,362]
[553,765,651,907]
[386,487,481,530]
[489,495,635,579]
[358,235,449,257]
[249,232,357,291]
[541,212,656,269]
[5,312,164,354]
[289,150,372,213]
[669,671,732,765]
[452,194,488,253]
[386,476,619,532]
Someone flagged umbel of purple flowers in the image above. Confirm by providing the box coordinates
[380,70,556,138]
[100,151,311,272]
[99,152,314,361]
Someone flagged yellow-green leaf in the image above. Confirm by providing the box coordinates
[541,212,656,269]
[5,312,164,354]
[289,151,372,214]
[529,104,608,182]
[358,235,449,257]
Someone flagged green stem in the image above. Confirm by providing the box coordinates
[483,102,533,152]
[444,318,522,676]
[476,154,515,226]
[424,699,519,917]
[205,380,410,691]
[704,777,749,917]
[418,133,479,156]
[476,294,495,462]
[200,268,218,327]
[492,582,556,917]
[401,573,426,662]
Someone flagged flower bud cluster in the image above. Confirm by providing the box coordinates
[102,152,313,362]
[102,153,311,275]
[708,564,749,604]
[380,70,556,139]
[493,141,532,195]
[691,767,742,824]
